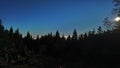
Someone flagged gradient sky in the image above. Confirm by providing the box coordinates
[0,0,113,36]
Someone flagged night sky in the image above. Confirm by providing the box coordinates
[0,0,113,36]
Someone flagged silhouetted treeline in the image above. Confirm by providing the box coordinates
[0,19,120,68]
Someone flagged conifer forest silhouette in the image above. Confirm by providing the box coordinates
[0,19,120,68]
[1,0,120,68]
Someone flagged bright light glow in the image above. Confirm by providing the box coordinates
[64,35,68,39]
[60,35,68,39]
[115,17,120,22]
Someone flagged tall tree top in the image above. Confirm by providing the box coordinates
[9,27,13,33]
[0,19,4,32]
[98,26,103,34]
[55,30,60,38]
[26,31,32,39]
[72,28,77,40]
[0,19,2,24]
[15,28,19,34]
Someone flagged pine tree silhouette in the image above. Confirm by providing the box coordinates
[72,28,77,40]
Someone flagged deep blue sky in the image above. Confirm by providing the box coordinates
[0,0,113,36]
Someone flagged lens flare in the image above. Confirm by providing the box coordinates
[115,17,120,22]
